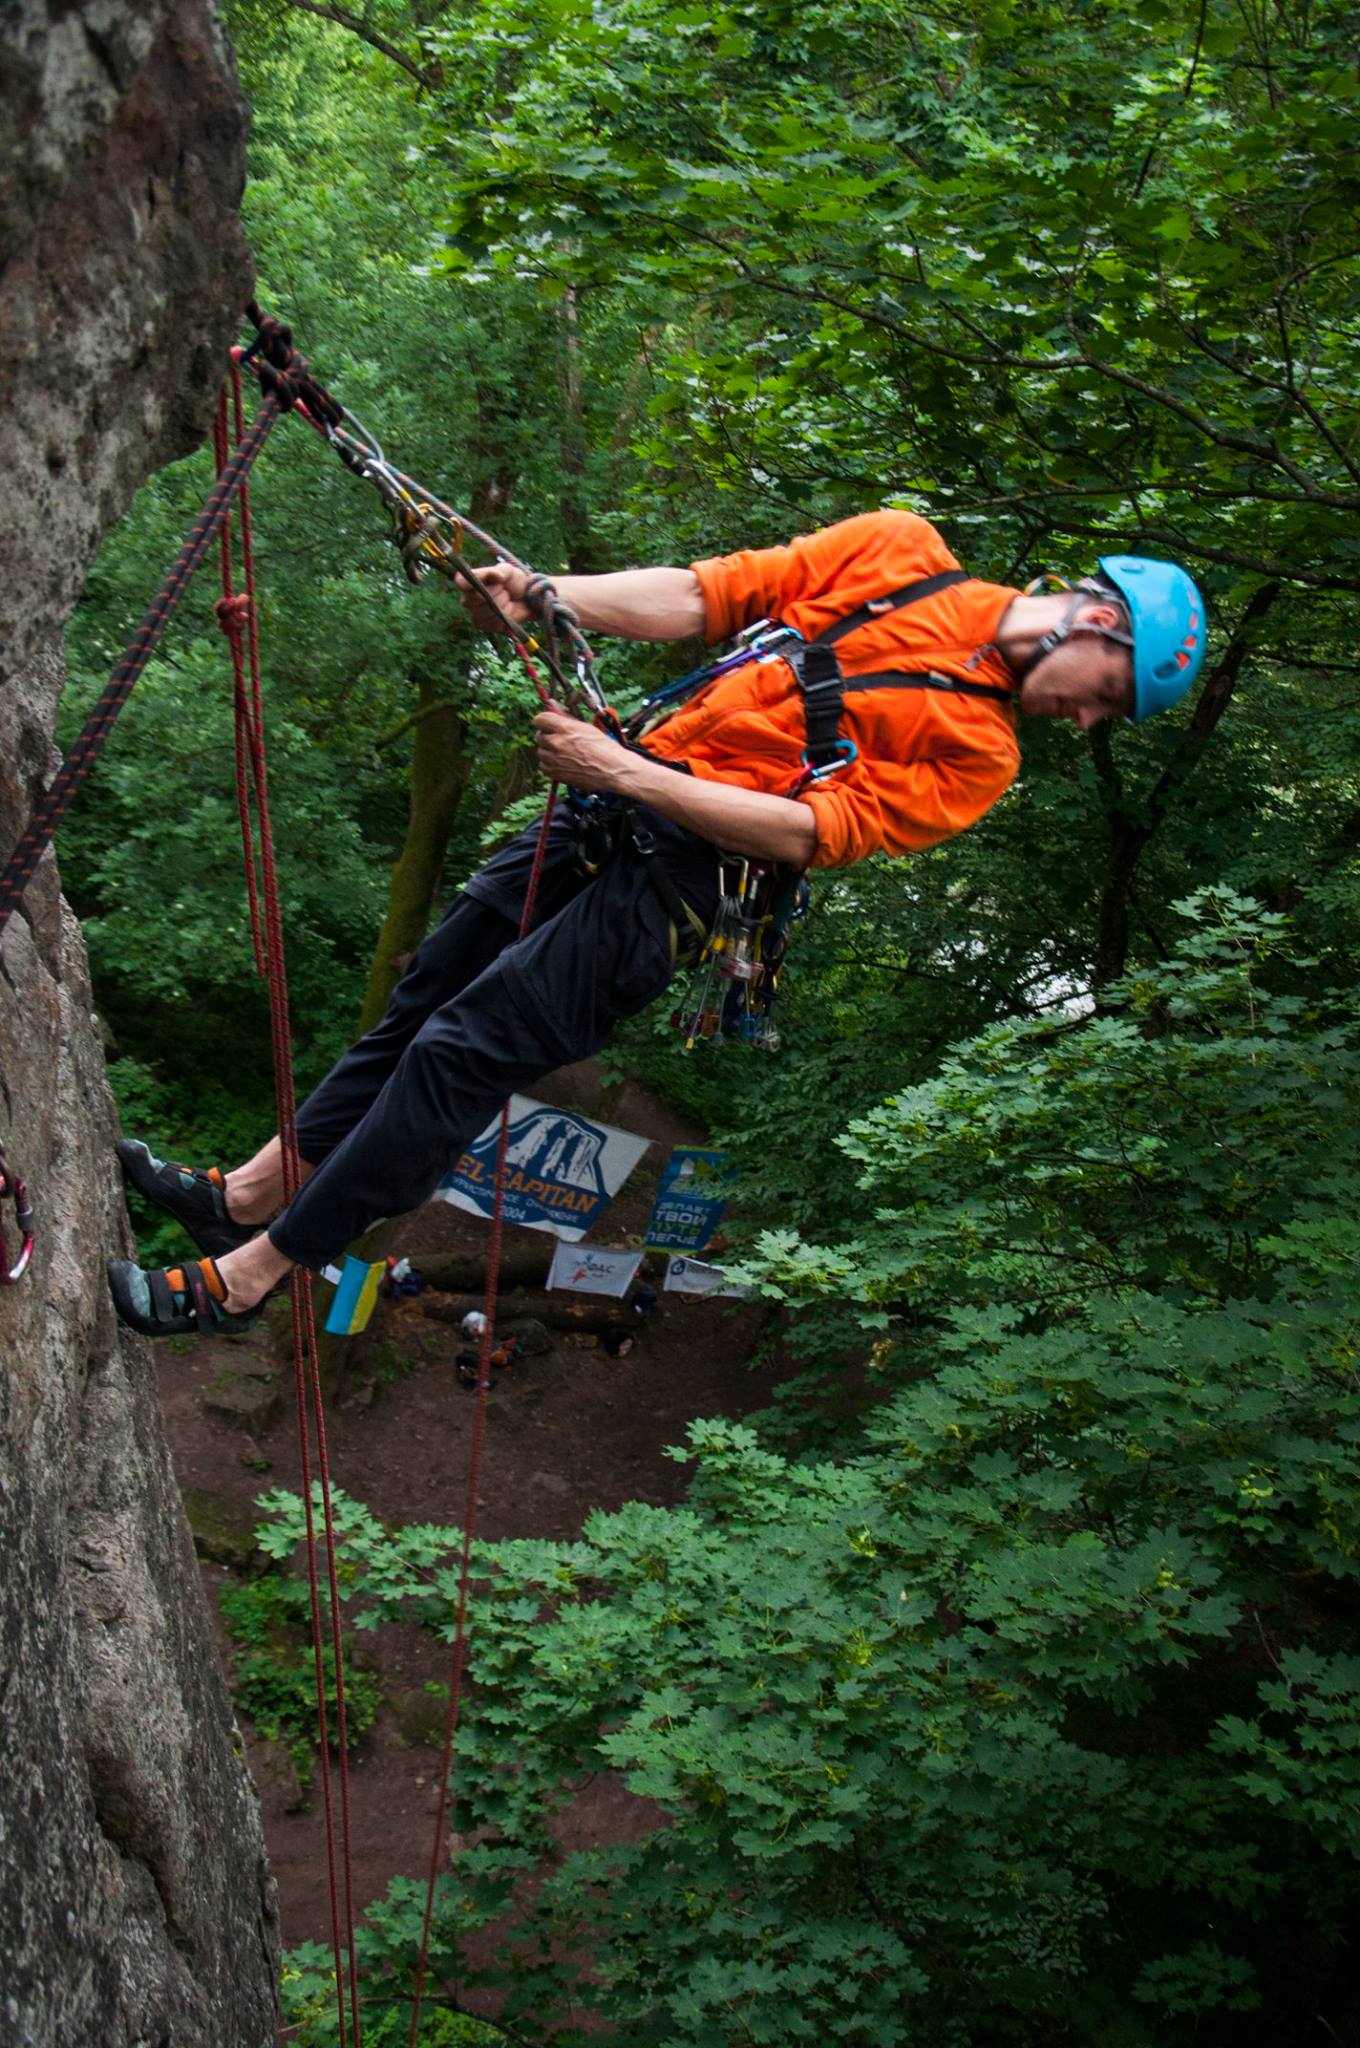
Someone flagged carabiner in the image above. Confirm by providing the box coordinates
[798,738,858,781]
[0,1143,34,1285]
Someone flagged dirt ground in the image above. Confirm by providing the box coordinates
[155,1059,784,1952]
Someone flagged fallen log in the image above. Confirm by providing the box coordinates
[412,1248,554,1293]
[420,1292,646,1337]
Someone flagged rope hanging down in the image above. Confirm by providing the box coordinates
[0,401,281,935]
[409,774,558,2048]
[212,360,364,2046]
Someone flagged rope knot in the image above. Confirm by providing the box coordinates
[214,592,251,631]
[524,573,581,636]
[244,302,346,430]
[257,357,305,412]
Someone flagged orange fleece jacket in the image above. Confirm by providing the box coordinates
[645,509,1021,867]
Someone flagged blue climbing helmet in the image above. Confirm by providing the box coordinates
[1086,555,1207,721]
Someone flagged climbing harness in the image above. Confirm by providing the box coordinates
[657,568,1016,1048]
[0,1141,34,1285]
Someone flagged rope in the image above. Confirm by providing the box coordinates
[0,400,283,935]
[213,364,363,2043]
[406,635,560,2046]
[213,389,266,979]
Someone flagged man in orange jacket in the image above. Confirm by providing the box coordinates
[109,509,1207,1338]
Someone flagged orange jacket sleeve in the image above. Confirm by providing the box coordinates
[691,509,959,644]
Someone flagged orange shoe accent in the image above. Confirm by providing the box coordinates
[165,1260,227,1302]
[207,1166,225,1188]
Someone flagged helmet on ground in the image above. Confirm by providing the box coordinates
[1092,555,1207,721]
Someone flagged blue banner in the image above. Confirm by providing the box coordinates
[644,1147,736,1254]
[434,1094,651,1242]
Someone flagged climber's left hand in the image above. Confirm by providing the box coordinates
[532,704,630,793]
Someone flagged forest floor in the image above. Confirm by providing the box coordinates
[154,1057,788,1953]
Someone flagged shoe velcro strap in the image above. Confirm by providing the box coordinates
[148,1268,180,1321]
[185,1261,224,1328]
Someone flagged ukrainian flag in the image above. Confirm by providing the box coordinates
[323,1254,385,1337]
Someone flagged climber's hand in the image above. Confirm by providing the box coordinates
[532,704,627,792]
[461,561,533,630]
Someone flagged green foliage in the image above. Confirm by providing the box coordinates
[52,3,1360,2037]
[282,1922,499,2045]
[218,1572,379,1786]
[250,900,1360,2042]
[425,0,1360,585]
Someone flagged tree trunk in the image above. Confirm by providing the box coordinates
[1091,582,1280,987]
[421,1293,652,1336]
[557,286,600,574]
[356,668,471,1035]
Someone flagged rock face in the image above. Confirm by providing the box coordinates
[0,6,279,2044]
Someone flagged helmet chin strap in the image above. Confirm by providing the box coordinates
[1010,579,1134,683]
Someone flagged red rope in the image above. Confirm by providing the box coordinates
[407,639,560,2044]
[215,368,363,2045]
[212,390,266,978]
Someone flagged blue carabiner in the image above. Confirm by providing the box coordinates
[799,739,858,782]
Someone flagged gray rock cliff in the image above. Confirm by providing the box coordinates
[0,3,279,2042]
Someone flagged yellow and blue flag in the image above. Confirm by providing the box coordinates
[323,1254,385,1337]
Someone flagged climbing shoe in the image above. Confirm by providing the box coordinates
[107,1255,267,1339]
[115,1138,259,1261]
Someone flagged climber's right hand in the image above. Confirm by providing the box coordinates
[460,561,533,631]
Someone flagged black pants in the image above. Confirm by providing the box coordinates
[269,805,720,1270]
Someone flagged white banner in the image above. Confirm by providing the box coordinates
[547,1242,645,1299]
[662,1256,748,1299]
[433,1094,651,1242]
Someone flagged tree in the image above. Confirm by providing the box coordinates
[421,0,1360,980]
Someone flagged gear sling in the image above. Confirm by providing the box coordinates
[625,566,1015,1047]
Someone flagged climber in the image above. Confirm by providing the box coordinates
[107,509,1205,1338]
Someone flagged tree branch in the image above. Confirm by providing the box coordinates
[374,696,465,752]
[280,0,440,90]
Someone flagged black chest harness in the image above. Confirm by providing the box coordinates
[782,568,1014,777]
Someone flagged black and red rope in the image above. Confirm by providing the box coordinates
[213,361,364,2042]
[0,400,282,934]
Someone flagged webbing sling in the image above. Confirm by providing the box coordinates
[785,569,1014,769]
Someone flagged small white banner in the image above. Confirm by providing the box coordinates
[433,1094,651,1242]
[662,1256,748,1299]
[547,1241,645,1299]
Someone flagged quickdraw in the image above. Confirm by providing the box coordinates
[308,396,618,730]
[0,1141,35,1285]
